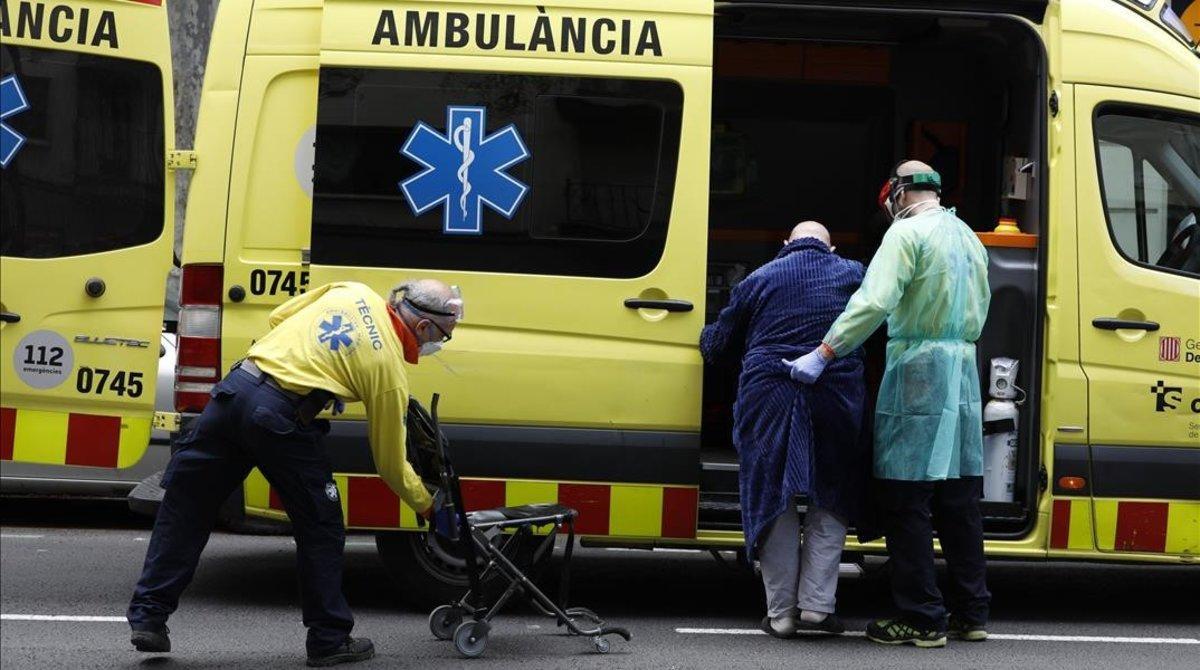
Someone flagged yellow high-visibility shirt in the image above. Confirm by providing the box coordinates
[246,282,432,514]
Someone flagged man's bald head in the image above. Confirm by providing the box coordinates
[893,159,941,210]
[788,220,832,247]
[896,159,935,177]
[389,279,460,329]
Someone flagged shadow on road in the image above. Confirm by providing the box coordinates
[1,497,151,530]
[5,496,1197,630]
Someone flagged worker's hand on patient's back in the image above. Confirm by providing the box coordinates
[782,347,831,384]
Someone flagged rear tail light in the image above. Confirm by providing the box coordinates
[175,264,223,413]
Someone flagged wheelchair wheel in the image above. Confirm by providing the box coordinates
[593,636,611,654]
[428,605,464,641]
[453,621,489,658]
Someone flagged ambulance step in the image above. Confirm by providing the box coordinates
[698,492,742,531]
[700,452,740,497]
[127,471,165,518]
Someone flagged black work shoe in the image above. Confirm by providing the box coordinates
[759,613,797,639]
[131,626,170,653]
[794,612,846,636]
[948,616,988,641]
[307,637,375,667]
[865,619,947,648]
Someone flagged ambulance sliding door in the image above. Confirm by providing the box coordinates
[1074,85,1200,557]
[0,1,176,474]
[307,1,712,533]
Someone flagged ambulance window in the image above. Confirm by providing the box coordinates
[311,69,682,278]
[1095,109,1200,277]
[0,45,164,259]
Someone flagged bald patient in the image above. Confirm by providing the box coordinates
[788,221,833,247]
[701,220,870,638]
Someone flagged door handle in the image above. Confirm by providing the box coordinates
[1091,317,1159,331]
[0,311,19,324]
[624,298,693,313]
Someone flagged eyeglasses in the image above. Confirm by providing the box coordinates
[425,317,453,344]
[403,298,454,343]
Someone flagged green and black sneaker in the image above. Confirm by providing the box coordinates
[948,617,988,641]
[865,619,947,648]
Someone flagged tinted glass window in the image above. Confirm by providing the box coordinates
[312,68,682,278]
[1096,109,1200,277]
[1,45,164,259]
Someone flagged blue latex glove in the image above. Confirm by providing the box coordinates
[426,490,459,540]
[331,399,345,416]
[431,505,459,540]
[782,348,830,385]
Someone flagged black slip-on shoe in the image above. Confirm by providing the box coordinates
[131,626,170,653]
[865,619,946,648]
[759,614,797,639]
[307,637,375,667]
[948,616,988,641]
[794,613,846,636]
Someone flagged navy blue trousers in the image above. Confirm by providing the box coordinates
[127,369,353,654]
[878,476,990,631]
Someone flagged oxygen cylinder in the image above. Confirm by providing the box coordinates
[983,399,1019,502]
[983,358,1021,502]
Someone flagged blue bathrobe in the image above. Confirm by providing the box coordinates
[700,238,869,560]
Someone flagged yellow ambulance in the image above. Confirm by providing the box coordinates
[0,0,179,495]
[2,0,1197,605]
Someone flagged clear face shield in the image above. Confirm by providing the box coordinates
[878,170,943,220]
[402,285,465,364]
[446,285,464,322]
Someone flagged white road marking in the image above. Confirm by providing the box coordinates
[0,533,45,539]
[675,628,1200,645]
[989,634,1199,644]
[678,628,864,637]
[2,615,125,623]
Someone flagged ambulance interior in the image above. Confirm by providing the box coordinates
[700,7,1045,539]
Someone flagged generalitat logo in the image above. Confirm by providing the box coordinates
[1159,336,1180,362]
[399,105,530,235]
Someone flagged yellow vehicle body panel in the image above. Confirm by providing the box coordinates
[179,0,1200,565]
[1,0,176,473]
[1060,0,1199,98]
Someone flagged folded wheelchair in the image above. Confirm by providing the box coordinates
[406,394,631,658]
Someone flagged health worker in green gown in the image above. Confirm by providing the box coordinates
[783,160,993,648]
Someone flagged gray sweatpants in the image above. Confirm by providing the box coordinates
[759,505,848,617]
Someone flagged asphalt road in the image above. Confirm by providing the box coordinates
[1,498,1197,669]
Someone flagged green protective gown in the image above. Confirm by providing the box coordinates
[824,207,991,481]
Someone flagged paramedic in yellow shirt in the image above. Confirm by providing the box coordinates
[128,279,462,667]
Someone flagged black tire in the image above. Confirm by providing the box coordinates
[453,621,488,658]
[428,605,464,641]
[375,530,555,611]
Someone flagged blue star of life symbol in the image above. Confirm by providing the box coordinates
[400,106,530,235]
[1,74,30,169]
[317,314,355,352]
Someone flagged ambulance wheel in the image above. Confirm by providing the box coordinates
[376,531,476,609]
[453,621,489,658]
[376,531,553,610]
[429,605,464,641]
